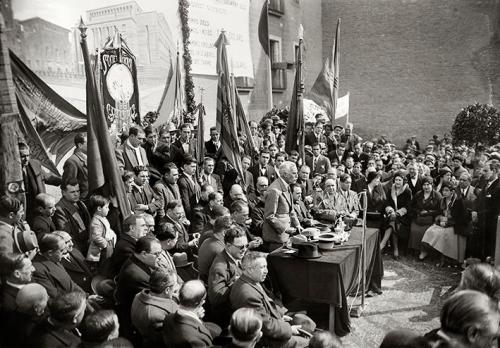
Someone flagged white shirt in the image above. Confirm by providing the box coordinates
[127,139,144,166]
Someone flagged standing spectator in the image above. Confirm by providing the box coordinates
[129,166,162,216]
[178,156,201,218]
[200,157,222,192]
[62,133,89,201]
[306,143,331,176]
[154,162,181,218]
[305,121,327,146]
[117,126,149,172]
[19,142,61,224]
[131,269,179,348]
[241,155,255,195]
[456,173,480,258]
[31,193,57,238]
[250,150,277,189]
[205,126,222,160]
[172,123,197,166]
[53,179,90,254]
[162,201,198,256]
[87,195,116,270]
[406,163,423,196]
[477,162,500,259]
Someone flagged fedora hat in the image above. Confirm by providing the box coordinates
[292,242,321,259]
[13,228,38,254]
[173,252,193,268]
[91,275,115,298]
[292,313,316,334]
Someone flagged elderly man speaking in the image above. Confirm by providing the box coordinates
[263,161,302,251]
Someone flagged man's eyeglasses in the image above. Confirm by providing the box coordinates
[233,244,249,251]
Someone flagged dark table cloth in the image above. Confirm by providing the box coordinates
[267,227,382,336]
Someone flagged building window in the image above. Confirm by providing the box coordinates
[270,37,286,91]
[269,0,284,16]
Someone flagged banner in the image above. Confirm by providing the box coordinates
[189,0,253,77]
[9,50,87,165]
[100,34,140,133]
[335,93,349,119]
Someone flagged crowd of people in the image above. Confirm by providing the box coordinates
[0,111,499,347]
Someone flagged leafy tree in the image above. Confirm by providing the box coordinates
[451,103,500,147]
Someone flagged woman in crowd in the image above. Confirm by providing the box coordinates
[421,182,470,266]
[408,176,442,259]
[380,171,412,259]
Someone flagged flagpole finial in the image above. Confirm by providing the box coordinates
[298,24,304,40]
[78,17,87,37]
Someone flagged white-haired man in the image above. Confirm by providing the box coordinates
[263,162,302,251]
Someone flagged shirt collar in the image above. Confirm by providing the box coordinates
[177,308,202,323]
[5,281,24,290]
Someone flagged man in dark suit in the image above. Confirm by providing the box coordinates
[230,252,309,347]
[116,236,160,338]
[205,126,222,160]
[305,143,331,176]
[250,150,277,189]
[291,184,314,227]
[305,121,327,147]
[154,163,182,218]
[19,143,61,224]
[62,133,89,201]
[143,125,171,176]
[163,280,220,348]
[30,291,86,348]
[0,252,36,313]
[406,163,423,196]
[178,156,201,217]
[32,234,83,299]
[241,155,255,195]
[117,126,150,173]
[477,163,500,259]
[200,157,222,193]
[352,143,370,172]
[108,215,149,277]
[163,200,198,257]
[54,231,93,294]
[207,228,246,327]
[329,142,348,165]
[171,123,197,167]
[457,172,479,256]
[31,193,57,238]
[53,179,90,254]
[129,166,162,216]
[263,162,302,251]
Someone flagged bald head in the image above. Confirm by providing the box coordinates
[230,184,245,201]
[279,161,298,184]
[179,280,206,309]
[16,283,48,316]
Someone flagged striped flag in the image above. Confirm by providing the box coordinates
[307,18,340,122]
[285,25,305,162]
[214,31,245,183]
[157,51,183,127]
[232,75,258,157]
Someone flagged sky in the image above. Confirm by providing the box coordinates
[12,0,179,30]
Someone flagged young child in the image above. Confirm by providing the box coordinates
[87,195,117,269]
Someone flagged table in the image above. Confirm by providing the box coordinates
[267,227,382,336]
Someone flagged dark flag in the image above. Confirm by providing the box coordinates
[285,25,305,162]
[232,77,258,156]
[214,31,245,183]
[79,18,131,219]
[307,18,340,121]
[157,50,183,127]
[258,0,273,110]
[196,103,205,170]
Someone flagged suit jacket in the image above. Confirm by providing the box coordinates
[294,200,313,226]
[0,282,20,313]
[131,289,178,347]
[297,178,315,198]
[406,175,423,196]
[263,178,299,244]
[204,140,222,160]
[62,151,89,199]
[456,185,478,213]
[305,132,327,146]
[249,164,277,189]
[198,236,225,281]
[32,254,83,299]
[305,154,331,175]
[230,274,292,342]
[190,204,211,236]
[24,159,61,223]
[31,214,56,238]
[162,215,192,255]
[53,198,90,253]
[171,139,197,167]
[177,173,201,217]
[30,319,81,348]
[107,233,136,278]
[129,183,162,215]
[162,311,213,348]
[208,250,242,310]
[61,249,93,293]
[200,173,222,193]
[117,141,150,172]
[154,180,181,218]
[243,171,255,195]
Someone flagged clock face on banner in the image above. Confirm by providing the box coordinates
[106,63,134,103]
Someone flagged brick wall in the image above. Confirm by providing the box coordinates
[330,0,494,146]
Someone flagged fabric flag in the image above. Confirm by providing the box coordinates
[80,20,131,219]
[17,98,60,175]
[214,31,245,183]
[156,51,184,127]
[196,103,205,168]
[258,0,273,110]
[232,77,257,156]
[285,26,305,161]
[9,50,87,165]
[306,18,340,121]
[335,92,349,119]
